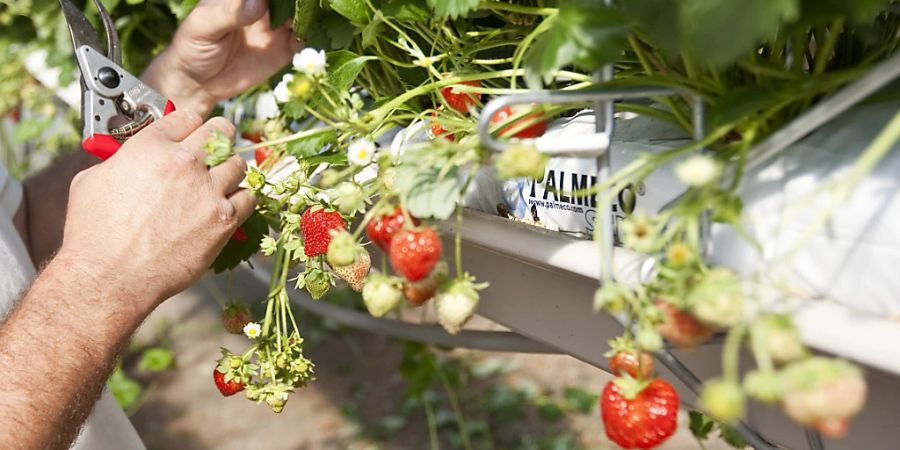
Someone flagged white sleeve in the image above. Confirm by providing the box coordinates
[0,164,23,219]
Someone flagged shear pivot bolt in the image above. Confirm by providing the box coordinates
[98,67,120,89]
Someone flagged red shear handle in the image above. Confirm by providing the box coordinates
[83,100,177,160]
[82,134,121,160]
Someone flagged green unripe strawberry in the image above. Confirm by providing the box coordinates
[326,230,360,267]
[700,378,745,424]
[688,268,744,329]
[635,325,663,352]
[332,182,365,215]
[743,370,783,404]
[495,143,548,181]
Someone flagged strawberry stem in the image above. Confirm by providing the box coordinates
[723,324,746,382]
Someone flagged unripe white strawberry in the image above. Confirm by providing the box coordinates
[330,249,371,292]
[781,357,867,438]
[435,276,485,334]
[688,268,743,329]
[361,273,403,317]
[754,314,806,365]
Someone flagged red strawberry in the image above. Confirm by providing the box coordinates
[301,207,346,257]
[255,146,274,167]
[221,301,252,334]
[490,105,548,139]
[609,351,655,380]
[366,206,419,252]
[240,119,265,143]
[655,300,714,349]
[213,367,245,397]
[601,378,679,450]
[404,261,448,306]
[440,79,482,114]
[389,227,442,282]
[243,130,263,143]
[231,226,248,242]
[330,249,371,292]
[430,110,455,141]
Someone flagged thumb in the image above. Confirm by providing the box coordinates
[182,0,267,41]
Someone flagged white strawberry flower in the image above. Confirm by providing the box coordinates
[347,138,376,166]
[293,48,327,76]
[243,322,262,339]
[273,74,295,103]
[674,154,721,187]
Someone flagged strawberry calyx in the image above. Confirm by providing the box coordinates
[611,374,652,400]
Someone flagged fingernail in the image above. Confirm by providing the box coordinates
[244,0,263,18]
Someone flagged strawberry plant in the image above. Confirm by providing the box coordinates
[200,0,899,431]
[4,0,898,442]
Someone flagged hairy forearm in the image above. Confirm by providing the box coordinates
[0,251,154,450]
[18,151,98,267]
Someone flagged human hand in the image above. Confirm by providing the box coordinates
[58,110,254,306]
[141,0,302,117]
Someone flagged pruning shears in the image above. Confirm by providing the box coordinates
[59,0,175,160]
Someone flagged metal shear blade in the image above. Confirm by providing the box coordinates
[58,0,120,64]
[58,0,173,160]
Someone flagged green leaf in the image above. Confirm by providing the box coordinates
[299,149,347,169]
[798,0,891,25]
[427,0,478,19]
[361,15,383,49]
[382,0,430,21]
[621,0,681,55]
[537,401,564,423]
[138,347,175,372]
[562,387,598,414]
[719,424,749,449]
[282,100,308,120]
[107,368,142,410]
[329,0,369,24]
[210,211,269,273]
[269,0,296,28]
[327,50,377,92]
[166,0,198,19]
[679,0,799,66]
[394,164,461,220]
[286,129,337,158]
[293,0,324,39]
[322,14,356,49]
[707,86,778,127]
[689,410,715,440]
[524,1,628,88]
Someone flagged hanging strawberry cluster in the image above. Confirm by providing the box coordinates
[197,2,894,444]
